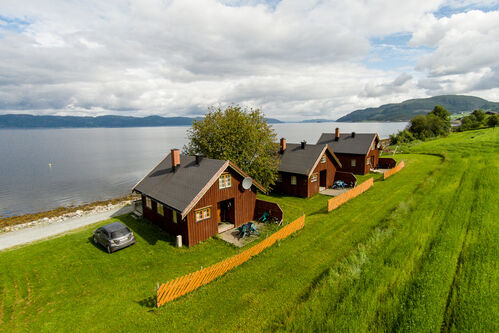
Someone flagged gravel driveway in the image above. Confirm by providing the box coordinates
[0,205,132,251]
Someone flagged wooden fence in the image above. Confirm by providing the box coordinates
[156,214,306,307]
[327,178,374,212]
[383,160,405,180]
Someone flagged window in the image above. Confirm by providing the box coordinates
[219,173,232,189]
[157,203,164,216]
[311,173,318,182]
[291,175,297,185]
[145,197,152,209]
[351,159,356,167]
[320,155,326,163]
[367,158,370,166]
[276,173,283,182]
[195,207,211,222]
[172,210,177,223]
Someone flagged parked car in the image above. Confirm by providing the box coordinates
[93,222,135,253]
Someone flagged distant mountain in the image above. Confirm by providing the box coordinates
[0,114,284,128]
[265,118,284,124]
[337,95,499,122]
[300,119,336,123]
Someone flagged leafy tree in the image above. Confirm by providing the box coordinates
[389,130,414,144]
[459,117,474,131]
[391,105,451,143]
[183,105,279,190]
[487,114,499,128]
[430,105,451,121]
[471,109,486,123]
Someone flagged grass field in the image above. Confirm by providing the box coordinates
[0,128,497,332]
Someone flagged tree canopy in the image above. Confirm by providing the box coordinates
[183,105,279,190]
[391,105,451,144]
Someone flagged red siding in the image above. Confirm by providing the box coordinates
[254,199,283,222]
[141,195,189,243]
[185,167,257,246]
[274,149,337,198]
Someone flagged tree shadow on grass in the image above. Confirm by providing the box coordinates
[136,295,157,309]
[309,205,329,216]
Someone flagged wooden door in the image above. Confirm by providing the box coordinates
[216,203,222,223]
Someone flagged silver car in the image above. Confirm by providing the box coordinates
[93,222,136,253]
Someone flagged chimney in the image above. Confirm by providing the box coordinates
[195,154,203,165]
[171,149,180,171]
[280,138,287,153]
[335,127,340,141]
[351,132,356,138]
[301,140,306,149]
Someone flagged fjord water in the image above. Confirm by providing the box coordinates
[0,122,406,217]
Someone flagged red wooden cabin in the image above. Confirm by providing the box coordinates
[317,128,381,175]
[273,139,342,198]
[133,149,266,246]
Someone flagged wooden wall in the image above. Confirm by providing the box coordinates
[254,199,283,222]
[335,153,367,175]
[365,146,380,174]
[141,195,189,243]
[273,172,308,197]
[308,150,337,196]
[185,167,257,246]
[334,171,357,185]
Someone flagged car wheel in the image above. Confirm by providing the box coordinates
[106,245,112,254]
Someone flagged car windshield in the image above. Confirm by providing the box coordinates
[111,227,131,238]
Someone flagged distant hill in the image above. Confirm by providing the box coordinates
[300,119,336,123]
[0,114,283,128]
[337,95,499,122]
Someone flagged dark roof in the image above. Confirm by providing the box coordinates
[101,222,128,232]
[316,133,379,155]
[133,154,264,218]
[278,143,340,176]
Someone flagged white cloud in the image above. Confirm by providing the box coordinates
[411,10,499,95]
[0,0,497,120]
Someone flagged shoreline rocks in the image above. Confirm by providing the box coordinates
[0,200,132,234]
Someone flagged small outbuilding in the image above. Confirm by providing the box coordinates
[273,139,342,198]
[317,128,381,175]
[133,149,266,246]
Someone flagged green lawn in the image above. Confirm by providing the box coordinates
[0,128,497,332]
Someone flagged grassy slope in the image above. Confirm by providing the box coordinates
[0,129,496,332]
[276,128,498,332]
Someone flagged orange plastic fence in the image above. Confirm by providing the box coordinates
[327,178,374,212]
[383,160,405,180]
[156,214,306,307]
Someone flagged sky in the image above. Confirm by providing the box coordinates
[0,0,498,121]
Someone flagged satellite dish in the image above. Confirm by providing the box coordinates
[242,177,252,190]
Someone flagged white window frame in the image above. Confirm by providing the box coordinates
[157,203,164,216]
[172,210,177,223]
[320,155,327,164]
[351,159,356,167]
[145,197,152,209]
[311,173,318,182]
[195,206,211,222]
[291,175,297,185]
[219,173,232,189]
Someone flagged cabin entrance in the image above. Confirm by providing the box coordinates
[320,170,327,188]
[217,198,235,233]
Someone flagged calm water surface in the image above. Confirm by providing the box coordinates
[0,122,406,217]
